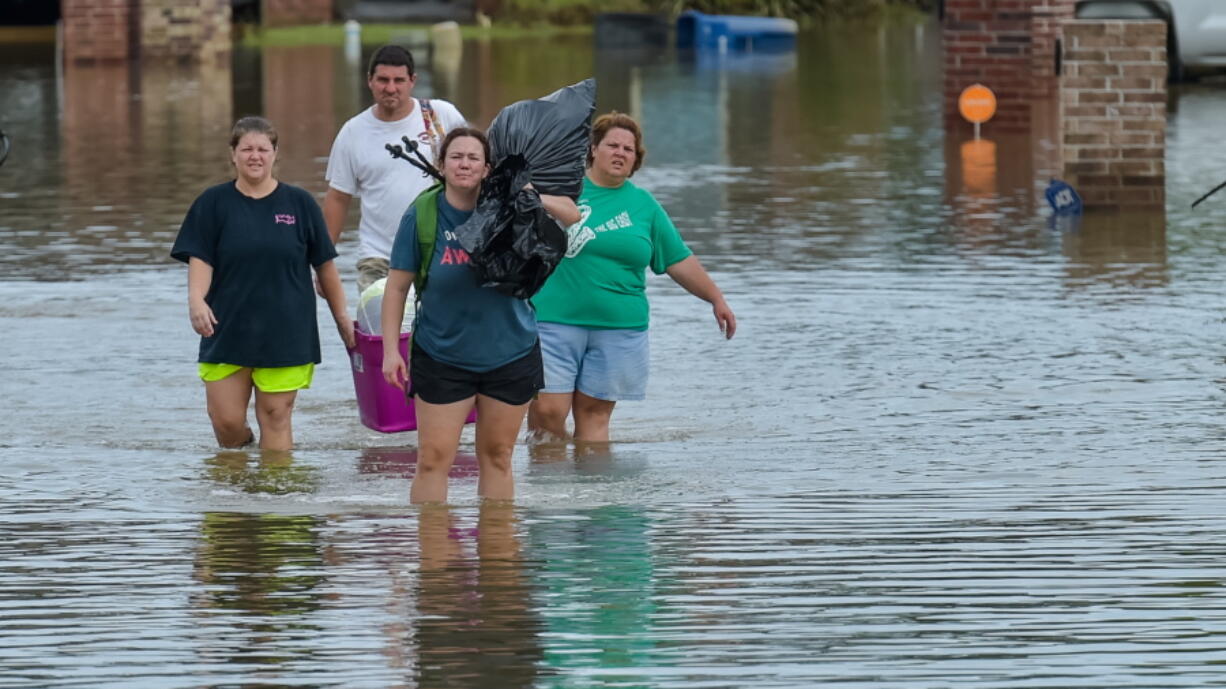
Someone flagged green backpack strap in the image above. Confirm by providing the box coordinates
[411,184,444,299]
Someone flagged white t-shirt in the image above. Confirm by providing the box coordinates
[325,98,466,261]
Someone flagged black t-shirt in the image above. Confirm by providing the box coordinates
[171,181,337,367]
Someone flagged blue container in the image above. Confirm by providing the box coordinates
[676,10,798,51]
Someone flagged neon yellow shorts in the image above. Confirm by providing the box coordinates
[198,362,315,393]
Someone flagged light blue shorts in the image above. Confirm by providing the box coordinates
[537,322,649,401]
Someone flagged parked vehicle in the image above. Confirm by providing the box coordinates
[1075,0,1226,81]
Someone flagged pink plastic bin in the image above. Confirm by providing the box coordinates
[349,327,477,433]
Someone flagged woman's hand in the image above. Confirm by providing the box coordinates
[712,298,737,340]
[665,256,736,340]
[189,299,217,337]
[379,269,415,391]
[315,260,355,349]
[383,351,409,390]
[335,313,356,350]
[186,258,216,336]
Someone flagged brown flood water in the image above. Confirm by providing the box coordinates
[3,19,1226,688]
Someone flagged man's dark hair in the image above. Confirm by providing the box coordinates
[367,44,415,78]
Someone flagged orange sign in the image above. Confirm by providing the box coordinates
[958,84,997,124]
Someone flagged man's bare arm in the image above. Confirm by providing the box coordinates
[323,187,354,245]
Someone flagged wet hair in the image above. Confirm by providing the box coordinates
[587,111,645,176]
[229,116,278,149]
[437,127,491,167]
[368,44,416,78]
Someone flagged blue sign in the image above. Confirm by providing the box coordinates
[1045,179,1082,216]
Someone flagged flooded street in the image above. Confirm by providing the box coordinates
[5,18,1226,687]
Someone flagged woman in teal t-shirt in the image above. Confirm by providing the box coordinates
[379,128,579,504]
[529,112,737,443]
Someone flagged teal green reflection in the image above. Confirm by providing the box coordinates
[531,505,658,689]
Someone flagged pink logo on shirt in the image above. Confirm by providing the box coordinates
[440,247,470,265]
[274,214,296,225]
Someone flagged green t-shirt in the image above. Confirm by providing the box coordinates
[532,177,692,330]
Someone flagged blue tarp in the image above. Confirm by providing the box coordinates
[676,10,798,51]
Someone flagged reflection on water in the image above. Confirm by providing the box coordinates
[1061,211,1168,290]
[413,505,543,688]
[359,446,481,479]
[192,511,326,666]
[193,451,328,673]
[260,45,341,186]
[530,505,657,689]
[5,16,1226,689]
[204,449,321,494]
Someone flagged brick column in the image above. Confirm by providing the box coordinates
[1031,1,1077,96]
[1060,20,1166,209]
[61,0,138,63]
[62,0,230,63]
[263,0,333,27]
[943,0,1076,133]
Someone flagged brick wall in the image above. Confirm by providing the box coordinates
[263,0,333,27]
[1031,1,1077,95]
[1060,20,1166,209]
[141,0,231,61]
[62,0,138,62]
[943,0,1076,133]
[62,0,230,63]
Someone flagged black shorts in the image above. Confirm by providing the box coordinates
[410,340,544,406]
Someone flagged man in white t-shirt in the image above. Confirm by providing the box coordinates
[324,45,467,294]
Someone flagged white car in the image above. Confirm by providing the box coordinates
[1075,0,1226,80]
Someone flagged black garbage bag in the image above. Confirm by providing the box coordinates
[454,78,596,299]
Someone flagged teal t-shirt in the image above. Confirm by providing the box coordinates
[532,177,692,330]
[388,194,537,372]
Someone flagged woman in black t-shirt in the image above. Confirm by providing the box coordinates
[172,117,355,450]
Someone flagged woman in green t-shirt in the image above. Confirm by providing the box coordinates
[528,112,737,443]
